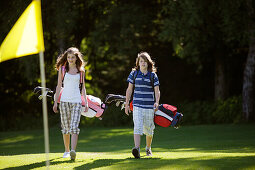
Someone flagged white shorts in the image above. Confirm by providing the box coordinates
[133,106,155,136]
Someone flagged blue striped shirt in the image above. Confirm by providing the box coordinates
[127,70,160,109]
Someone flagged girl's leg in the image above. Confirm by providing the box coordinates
[59,102,71,152]
[71,134,78,151]
[70,103,82,150]
[63,134,70,152]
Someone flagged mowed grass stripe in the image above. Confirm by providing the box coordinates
[0,124,255,169]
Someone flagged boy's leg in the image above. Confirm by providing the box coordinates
[146,135,153,149]
[132,106,143,158]
[133,106,143,148]
[143,108,155,156]
[134,134,141,148]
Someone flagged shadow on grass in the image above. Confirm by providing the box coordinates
[2,157,161,170]
[75,157,161,170]
[2,155,255,170]
[2,157,73,170]
[76,156,255,170]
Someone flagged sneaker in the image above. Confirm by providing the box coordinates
[132,147,140,159]
[146,148,152,156]
[70,150,76,160]
[63,152,70,158]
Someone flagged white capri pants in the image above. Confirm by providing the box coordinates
[133,106,155,136]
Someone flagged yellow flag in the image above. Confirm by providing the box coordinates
[0,0,44,63]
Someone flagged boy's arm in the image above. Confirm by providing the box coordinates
[154,86,160,110]
[125,83,134,115]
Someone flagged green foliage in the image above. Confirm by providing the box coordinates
[179,96,243,125]
[0,0,252,131]
[212,96,243,123]
[159,0,249,72]
[179,100,217,125]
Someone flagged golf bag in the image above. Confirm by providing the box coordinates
[154,104,183,128]
[105,94,126,108]
[33,86,107,119]
[104,93,183,128]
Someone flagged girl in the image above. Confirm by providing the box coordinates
[125,52,160,158]
[53,47,88,160]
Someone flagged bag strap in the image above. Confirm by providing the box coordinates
[79,71,84,93]
[130,70,138,102]
[150,72,155,102]
[61,66,66,87]
[132,69,138,85]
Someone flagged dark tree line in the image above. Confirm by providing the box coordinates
[0,0,254,130]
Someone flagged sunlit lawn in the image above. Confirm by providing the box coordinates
[0,124,255,169]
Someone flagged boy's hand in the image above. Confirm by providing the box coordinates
[154,102,159,111]
[125,104,130,116]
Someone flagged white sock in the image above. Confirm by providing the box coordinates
[146,146,151,150]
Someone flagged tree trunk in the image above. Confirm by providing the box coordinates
[243,32,255,121]
[243,0,255,121]
[215,55,227,100]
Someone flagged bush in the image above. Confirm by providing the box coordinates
[178,96,243,125]
[0,95,245,131]
[212,96,243,123]
[178,100,216,125]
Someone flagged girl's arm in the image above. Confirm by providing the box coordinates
[125,83,134,115]
[53,68,63,113]
[154,86,160,110]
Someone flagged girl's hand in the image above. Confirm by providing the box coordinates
[125,104,130,116]
[84,104,88,112]
[53,102,58,113]
[154,102,159,111]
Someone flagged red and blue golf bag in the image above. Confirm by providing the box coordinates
[154,104,183,128]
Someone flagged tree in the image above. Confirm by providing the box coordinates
[159,0,248,101]
[243,0,255,121]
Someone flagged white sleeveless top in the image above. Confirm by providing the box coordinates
[60,73,82,103]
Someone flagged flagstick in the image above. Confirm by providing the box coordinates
[39,51,50,168]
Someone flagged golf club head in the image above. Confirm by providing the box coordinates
[33,86,42,94]
[121,103,126,110]
[38,95,43,100]
[116,101,120,107]
[34,86,53,94]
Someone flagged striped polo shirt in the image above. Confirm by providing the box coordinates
[127,69,160,109]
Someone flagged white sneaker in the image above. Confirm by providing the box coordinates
[70,150,76,160]
[63,152,70,158]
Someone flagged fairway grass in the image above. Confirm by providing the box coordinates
[0,124,255,169]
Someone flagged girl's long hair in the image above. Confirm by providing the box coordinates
[55,47,85,73]
[133,52,157,72]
